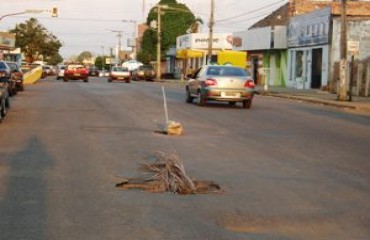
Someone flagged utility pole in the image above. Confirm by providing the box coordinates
[338,0,348,101]
[122,20,137,60]
[207,0,215,65]
[156,5,164,81]
[109,30,123,65]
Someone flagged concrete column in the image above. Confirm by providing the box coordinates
[365,64,370,97]
[355,63,363,96]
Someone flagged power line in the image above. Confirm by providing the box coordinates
[216,0,287,23]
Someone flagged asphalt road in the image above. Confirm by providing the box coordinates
[1,77,369,240]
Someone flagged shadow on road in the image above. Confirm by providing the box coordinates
[0,137,54,239]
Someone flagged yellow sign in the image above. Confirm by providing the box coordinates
[0,32,16,49]
[176,49,204,59]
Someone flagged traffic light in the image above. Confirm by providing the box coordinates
[51,7,58,17]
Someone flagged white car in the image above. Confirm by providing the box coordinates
[122,60,143,72]
[56,65,65,80]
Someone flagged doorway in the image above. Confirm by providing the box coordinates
[311,48,322,89]
[252,58,259,84]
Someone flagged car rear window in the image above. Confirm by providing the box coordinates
[67,65,84,70]
[207,66,248,77]
[113,67,128,71]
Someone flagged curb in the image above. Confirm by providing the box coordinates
[265,93,358,110]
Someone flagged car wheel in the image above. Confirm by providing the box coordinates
[108,78,112,82]
[84,78,89,82]
[63,78,68,82]
[229,102,236,106]
[5,96,10,108]
[243,100,252,109]
[126,79,131,83]
[198,92,206,107]
[185,88,194,103]
[0,99,6,119]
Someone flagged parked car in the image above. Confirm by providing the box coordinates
[0,62,10,122]
[108,66,131,83]
[56,65,65,80]
[88,66,99,76]
[132,65,156,81]
[43,65,53,76]
[64,64,89,82]
[6,61,24,91]
[185,65,255,108]
[0,86,10,122]
[0,61,16,97]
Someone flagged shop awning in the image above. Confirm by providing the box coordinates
[176,49,204,59]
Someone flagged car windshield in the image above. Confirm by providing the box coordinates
[206,66,248,77]
[7,63,18,71]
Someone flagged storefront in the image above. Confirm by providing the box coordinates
[0,32,16,60]
[287,8,331,89]
[176,33,233,77]
[233,26,287,86]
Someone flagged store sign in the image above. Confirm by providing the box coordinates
[288,7,331,47]
[348,41,359,56]
[177,33,232,50]
[0,32,16,49]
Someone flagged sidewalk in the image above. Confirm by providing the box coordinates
[256,86,370,115]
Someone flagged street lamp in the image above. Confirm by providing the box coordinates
[108,30,124,65]
[0,8,56,21]
[122,19,137,60]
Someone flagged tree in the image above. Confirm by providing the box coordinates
[47,53,63,65]
[140,0,196,62]
[77,51,93,64]
[10,18,62,63]
[136,50,152,64]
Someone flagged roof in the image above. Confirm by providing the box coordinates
[249,1,370,30]
[249,3,290,29]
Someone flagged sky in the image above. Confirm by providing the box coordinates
[0,0,288,59]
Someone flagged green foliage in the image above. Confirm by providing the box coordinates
[136,50,152,64]
[141,0,196,62]
[47,53,63,65]
[95,56,110,70]
[9,18,62,63]
[77,51,93,64]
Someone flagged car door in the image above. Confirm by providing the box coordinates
[188,67,204,95]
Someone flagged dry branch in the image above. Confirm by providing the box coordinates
[116,152,222,195]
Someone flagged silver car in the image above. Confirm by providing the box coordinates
[185,65,255,108]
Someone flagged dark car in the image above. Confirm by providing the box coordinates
[88,66,99,76]
[0,87,10,123]
[132,65,156,81]
[185,65,255,108]
[64,64,89,82]
[0,61,16,97]
[6,61,24,92]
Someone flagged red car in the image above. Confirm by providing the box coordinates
[6,61,24,92]
[64,64,89,82]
